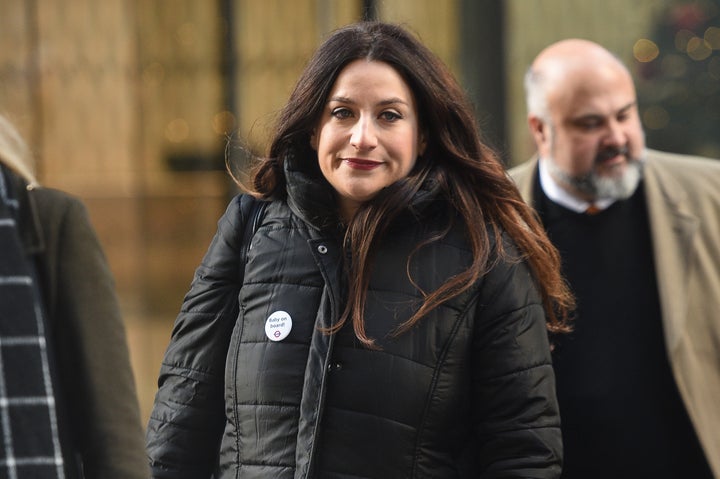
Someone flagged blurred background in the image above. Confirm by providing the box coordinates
[1,0,718,424]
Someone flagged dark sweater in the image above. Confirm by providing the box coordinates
[535,180,712,478]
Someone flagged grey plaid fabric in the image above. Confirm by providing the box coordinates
[0,167,65,479]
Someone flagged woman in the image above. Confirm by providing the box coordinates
[0,114,148,478]
[147,21,572,478]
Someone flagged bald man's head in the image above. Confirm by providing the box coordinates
[524,39,646,202]
[525,39,633,119]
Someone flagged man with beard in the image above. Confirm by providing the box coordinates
[509,39,720,478]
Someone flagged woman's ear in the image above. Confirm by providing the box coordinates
[310,130,318,151]
[418,132,427,155]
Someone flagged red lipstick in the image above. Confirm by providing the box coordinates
[344,158,381,170]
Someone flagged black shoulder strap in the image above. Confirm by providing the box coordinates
[239,197,268,269]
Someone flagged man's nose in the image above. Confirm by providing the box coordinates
[604,120,626,147]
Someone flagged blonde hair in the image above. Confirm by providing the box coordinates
[0,114,39,186]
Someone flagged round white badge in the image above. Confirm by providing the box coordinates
[265,310,292,342]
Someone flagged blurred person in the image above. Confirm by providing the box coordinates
[146,21,573,479]
[0,113,148,478]
[509,39,720,478]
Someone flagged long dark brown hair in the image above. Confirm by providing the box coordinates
[241,21,573,347]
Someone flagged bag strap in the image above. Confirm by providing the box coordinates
[239,197,268,271]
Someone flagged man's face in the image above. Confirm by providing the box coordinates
[531,65,645,201]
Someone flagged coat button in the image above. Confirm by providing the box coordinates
[327,362,342,371]
[317,244,328,254]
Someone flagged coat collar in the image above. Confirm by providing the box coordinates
[283,153,442,232]
[283,152,339,232]
[0,164,44,255]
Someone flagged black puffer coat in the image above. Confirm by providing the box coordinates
[147,168,562,478]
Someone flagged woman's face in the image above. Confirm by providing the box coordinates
[311,59,424,221]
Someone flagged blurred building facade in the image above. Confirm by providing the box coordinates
[1,0,716,422]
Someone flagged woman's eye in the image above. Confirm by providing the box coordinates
[380,111,401,121]
[331,108,352,119]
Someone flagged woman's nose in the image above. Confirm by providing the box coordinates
[350,116,377,151]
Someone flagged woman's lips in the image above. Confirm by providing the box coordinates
[344,158,382,170]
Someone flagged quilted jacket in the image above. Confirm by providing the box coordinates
[146,163,562,478]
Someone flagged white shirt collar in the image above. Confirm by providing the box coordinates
[538,158,616,213]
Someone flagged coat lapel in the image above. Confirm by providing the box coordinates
[643,158,698,353]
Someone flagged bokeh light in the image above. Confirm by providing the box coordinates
[705,26,720,49]
[687,37,713,60]
[176,22,198,48]
[643,106,671,130]
[634,39,660,62]
[212,111,237,135]
[165,118,190,142]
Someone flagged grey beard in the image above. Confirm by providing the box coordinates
[546,151,644,201]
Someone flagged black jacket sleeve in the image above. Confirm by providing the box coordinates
[471,237,562,478]
[146,195,254,479]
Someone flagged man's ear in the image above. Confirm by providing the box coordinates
[528,115,547,147]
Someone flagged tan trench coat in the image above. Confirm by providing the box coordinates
[509,149,720,478]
